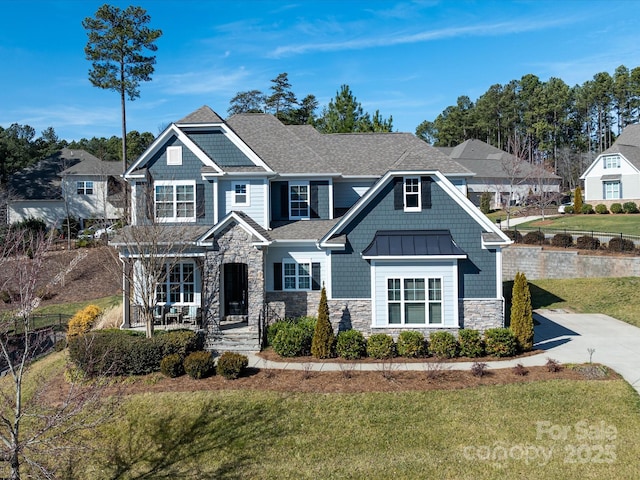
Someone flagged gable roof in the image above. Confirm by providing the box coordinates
[7,148,111,200]
[176,105,225,124]
[441,139,560,181]
[601,124,640,169]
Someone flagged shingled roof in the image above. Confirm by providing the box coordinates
[176,105,225,124]
[602,124,640,169]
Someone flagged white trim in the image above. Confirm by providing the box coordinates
[495,247,502,297]
[289,181,310,220]
[382,275,444,327]
[213,179,219,225]
[197,211,271,246]
[263,178,269,229]
[231,181,250,207]
[362,254,467,261]
[166,145,182,166]
[282,258,312,291]
[217,124,274,173]
[403,176,421,212]
[154,180,197,223]
[328,178,334,220]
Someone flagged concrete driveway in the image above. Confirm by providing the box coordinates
[533,309,640,394]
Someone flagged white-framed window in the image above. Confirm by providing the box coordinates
[76,181,94,195]
[604,181,621,200]
[154,181,196,222]
[283,260,311,290]
[404,177,421,211]
[232,181,250,207]
[387,277,442,325]
[603,155,620,169]
[289,182,310,219]
[166,146,183,166]
[156,262,195,304]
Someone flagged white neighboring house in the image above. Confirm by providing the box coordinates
[6,148,124,228]
[581,124,640,207]
[438,139,561,209]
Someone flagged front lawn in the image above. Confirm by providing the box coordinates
[515,214,640,236]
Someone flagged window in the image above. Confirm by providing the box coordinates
[76,181,94,195]
[404,177,421,211]
[283,261,311,290]
[603,155,620,169]
[289,182,309,219]
[604,181,621,200]
[387,277,442,324]
[166,146,183,166]
[156,262,195,304]
[232,182,249,206]
[155,181,196,222]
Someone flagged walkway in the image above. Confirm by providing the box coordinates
[246,310,640,395]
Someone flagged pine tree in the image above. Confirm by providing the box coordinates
[574,186,583,214]
[311,286,335,358]
[510,272,534,351]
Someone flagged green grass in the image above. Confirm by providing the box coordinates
[516,214,640,235]
[34,294,121,317]
[526,277,640,327]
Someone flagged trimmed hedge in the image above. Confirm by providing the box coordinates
[623,202,639,214]
[216,352,248,380]
[335,330,367,360]
[581,203,594,214]
[458,329,484,358]
[366,334,396,359]
[595,204,608,214]
[160,354,184,378]
[576,235,600,250]
[428,331,458,358]
[397,331,427,358]
[608,237,636,252]
[610,203,623,214]
[523,230,546,245]
[271,317,316,357]
[484,328,518,357]
[183,351,215,379]
[551,233,573,248]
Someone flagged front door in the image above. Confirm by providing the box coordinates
[223,263,248,317]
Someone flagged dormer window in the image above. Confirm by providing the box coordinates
[76,181,94,195]
[603,155,620,169]
[404,177,421,212]
[289,182,310,219]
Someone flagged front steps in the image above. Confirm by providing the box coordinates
[206,320,261,354]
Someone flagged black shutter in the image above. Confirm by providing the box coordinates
[196,183,205,218]
[394,177,403,210]
[311,263,321,290]
[280,183,289,219]
[274,263,282,291]
[421,176,432,209]
[310,182,319,218]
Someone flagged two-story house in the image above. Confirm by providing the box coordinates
[114,106,511,351]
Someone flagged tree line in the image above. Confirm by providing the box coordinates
[416,65,640,187]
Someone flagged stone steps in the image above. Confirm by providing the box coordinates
[207,327,261,354]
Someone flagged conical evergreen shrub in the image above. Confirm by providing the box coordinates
[510,272,534,351]
[574,186,583,215]
[311,286,335,358]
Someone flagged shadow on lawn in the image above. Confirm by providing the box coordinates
[94,397,284,479]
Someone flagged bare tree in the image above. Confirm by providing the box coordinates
[0,227,116,479]
[502,134,532,228]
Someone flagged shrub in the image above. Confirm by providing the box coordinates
[428,331,458,358]
[67,305,102,337]
[546,358,562,372]
[576,235,600,250]
[610,203,623,214]
[480,192,492,214]
[623,201,639,214]
[217,352,248,379]
[160,354,184,378]
[272,322,314,357]
[484,328,518,357]
[267,319,293,346]
[574,186,583,214]
[397,331,426,358]
[504,229,522,243]
[608,237,636,252]
[470,362,488,377]
[336,330,367,360]
[366,334,396,359]
[510,272,534,352]
[581,203,594,214]
[311,287,335,359]
[523,230,546,245]
[458,329,484,358]
[551,233,573,248]
[183,351,215,379]
[154,330,203,358]
[512,363,528,376]
[563,205,574,214]
[595,204,608,214]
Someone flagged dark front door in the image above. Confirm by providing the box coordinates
[223,263,248,316]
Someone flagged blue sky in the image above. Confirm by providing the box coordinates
[2,0,640,141]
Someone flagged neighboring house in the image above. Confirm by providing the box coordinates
[6,148,124,228]
[581,124,640,207]
[113,106,512,351]
[438,139,561,209]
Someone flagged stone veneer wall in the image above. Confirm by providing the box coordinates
[459,299,504,331]
[503,246,640,280]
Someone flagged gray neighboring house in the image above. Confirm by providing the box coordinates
[6,148,124,228]
[114,106,512,351]
[581,124,640,207]
[438,139,561,209]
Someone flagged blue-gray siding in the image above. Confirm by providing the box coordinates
[331,179,497,299]
[187,130,254,167]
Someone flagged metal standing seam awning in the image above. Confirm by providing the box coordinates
[361,230,467,259]
[600,174,622,181]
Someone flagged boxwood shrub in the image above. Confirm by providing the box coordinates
[335,329,367,359]
[576,235,600,250]
[366,334,396,359]
[563,205,574,214]
[428,331,458,358]
[581,203,594,214]
[458,329,484,358]
[523,230,546,245]
[623,201,639,214]
[271,318,316,357]
[160,353,184,378]
[396,331,427,358]
[610,203,623,214]
[608,237,636,252]
[216,352,248,379]
[484,328,518,357]
[504,229,523,243]
[595,204,608,214]
[183,351,215,379]
[551,233,573,248]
